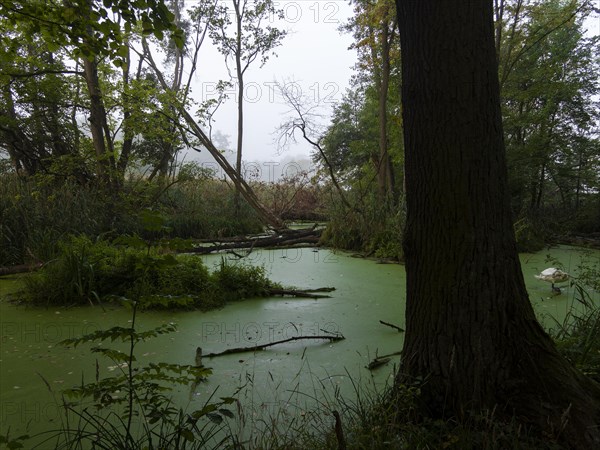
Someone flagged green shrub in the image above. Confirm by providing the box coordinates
[18,236,279,310]
[514,216,546,252]
[322,193,405,261]
[0,173,264,267]
[0,301,234,449]
[551,285,600,384]
[22,236,133,306]
[0,175,110,266]
[213,258,273,302]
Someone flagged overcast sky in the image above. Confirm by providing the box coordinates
[182,0,357,178]
[181,1,599,180]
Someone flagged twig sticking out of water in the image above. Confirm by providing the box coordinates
[189,347,206,400]
[366,358,391,370]
[333,410,347,450]
[366,350,402,371]
[379,320,404,332]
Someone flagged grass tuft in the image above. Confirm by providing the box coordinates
[16,235,280,310]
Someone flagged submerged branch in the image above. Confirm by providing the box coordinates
[366,351,402,371]
[267,287,335,299]
[379,320,404,332]
[366,358,391,370]
[202,333,345,358]
[0,263,43,276]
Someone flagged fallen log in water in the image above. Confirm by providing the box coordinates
[366,351,402,371]
[202,333,345,358]
[555,234,600,250]
[267,287,335,299]
[379,320,404,332]
[0,263,43,276]
[182,228,323,255]
[366,358,390,370]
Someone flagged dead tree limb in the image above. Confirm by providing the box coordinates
[267,288,333,299]
[274,81,356,214]
[184,228,323,254]
[379,320,404,332]
[374,350,403,359]
[333,410,347,450]
[202,333,345,358]
[141,37,285,230]
[307,287,336,293]
[0,263,43,276]
[366,358,391,370]
[366,351,402,371]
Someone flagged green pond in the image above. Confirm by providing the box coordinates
[1,245,599,442]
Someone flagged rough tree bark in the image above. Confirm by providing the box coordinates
[395,1,600,448]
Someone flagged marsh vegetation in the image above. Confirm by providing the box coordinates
[1,0,600,448]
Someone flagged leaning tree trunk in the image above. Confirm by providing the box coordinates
[395,1,600,448]
[141,38,284,230]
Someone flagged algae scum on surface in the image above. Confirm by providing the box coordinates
[1,246,599,441]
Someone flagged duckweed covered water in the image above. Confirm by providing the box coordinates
[0,246,598,440]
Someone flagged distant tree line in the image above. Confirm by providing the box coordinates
[317,0,599,244]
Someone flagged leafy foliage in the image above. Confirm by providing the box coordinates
[0,0,197,190]
[50,302,233,449]
[317,80,405,258]
[314,0,405,257]
[322,191,405,260]
[550,257,600,383]
[0,173,262,266]
[499,0,600,235]
[17,232,279,309]
[1,0,183,63]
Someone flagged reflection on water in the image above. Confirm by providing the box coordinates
[0,246,598,439]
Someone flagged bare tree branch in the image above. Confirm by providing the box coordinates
[275,81,356,212]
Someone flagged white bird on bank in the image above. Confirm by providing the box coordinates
[535,268,569,293]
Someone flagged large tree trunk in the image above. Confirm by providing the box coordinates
[395,1,600,448]
[83,58,109,179]
[377,15,394,203]
[1,83,32,175]
[81,0,115,188]
[368,13,395,204]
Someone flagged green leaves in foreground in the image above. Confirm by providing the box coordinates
[60,322,178,348]
[0,433,29,450]
[59,322,209,407]
[61,361,213,409]
[53,303,234,449]
[1,0,184,65]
